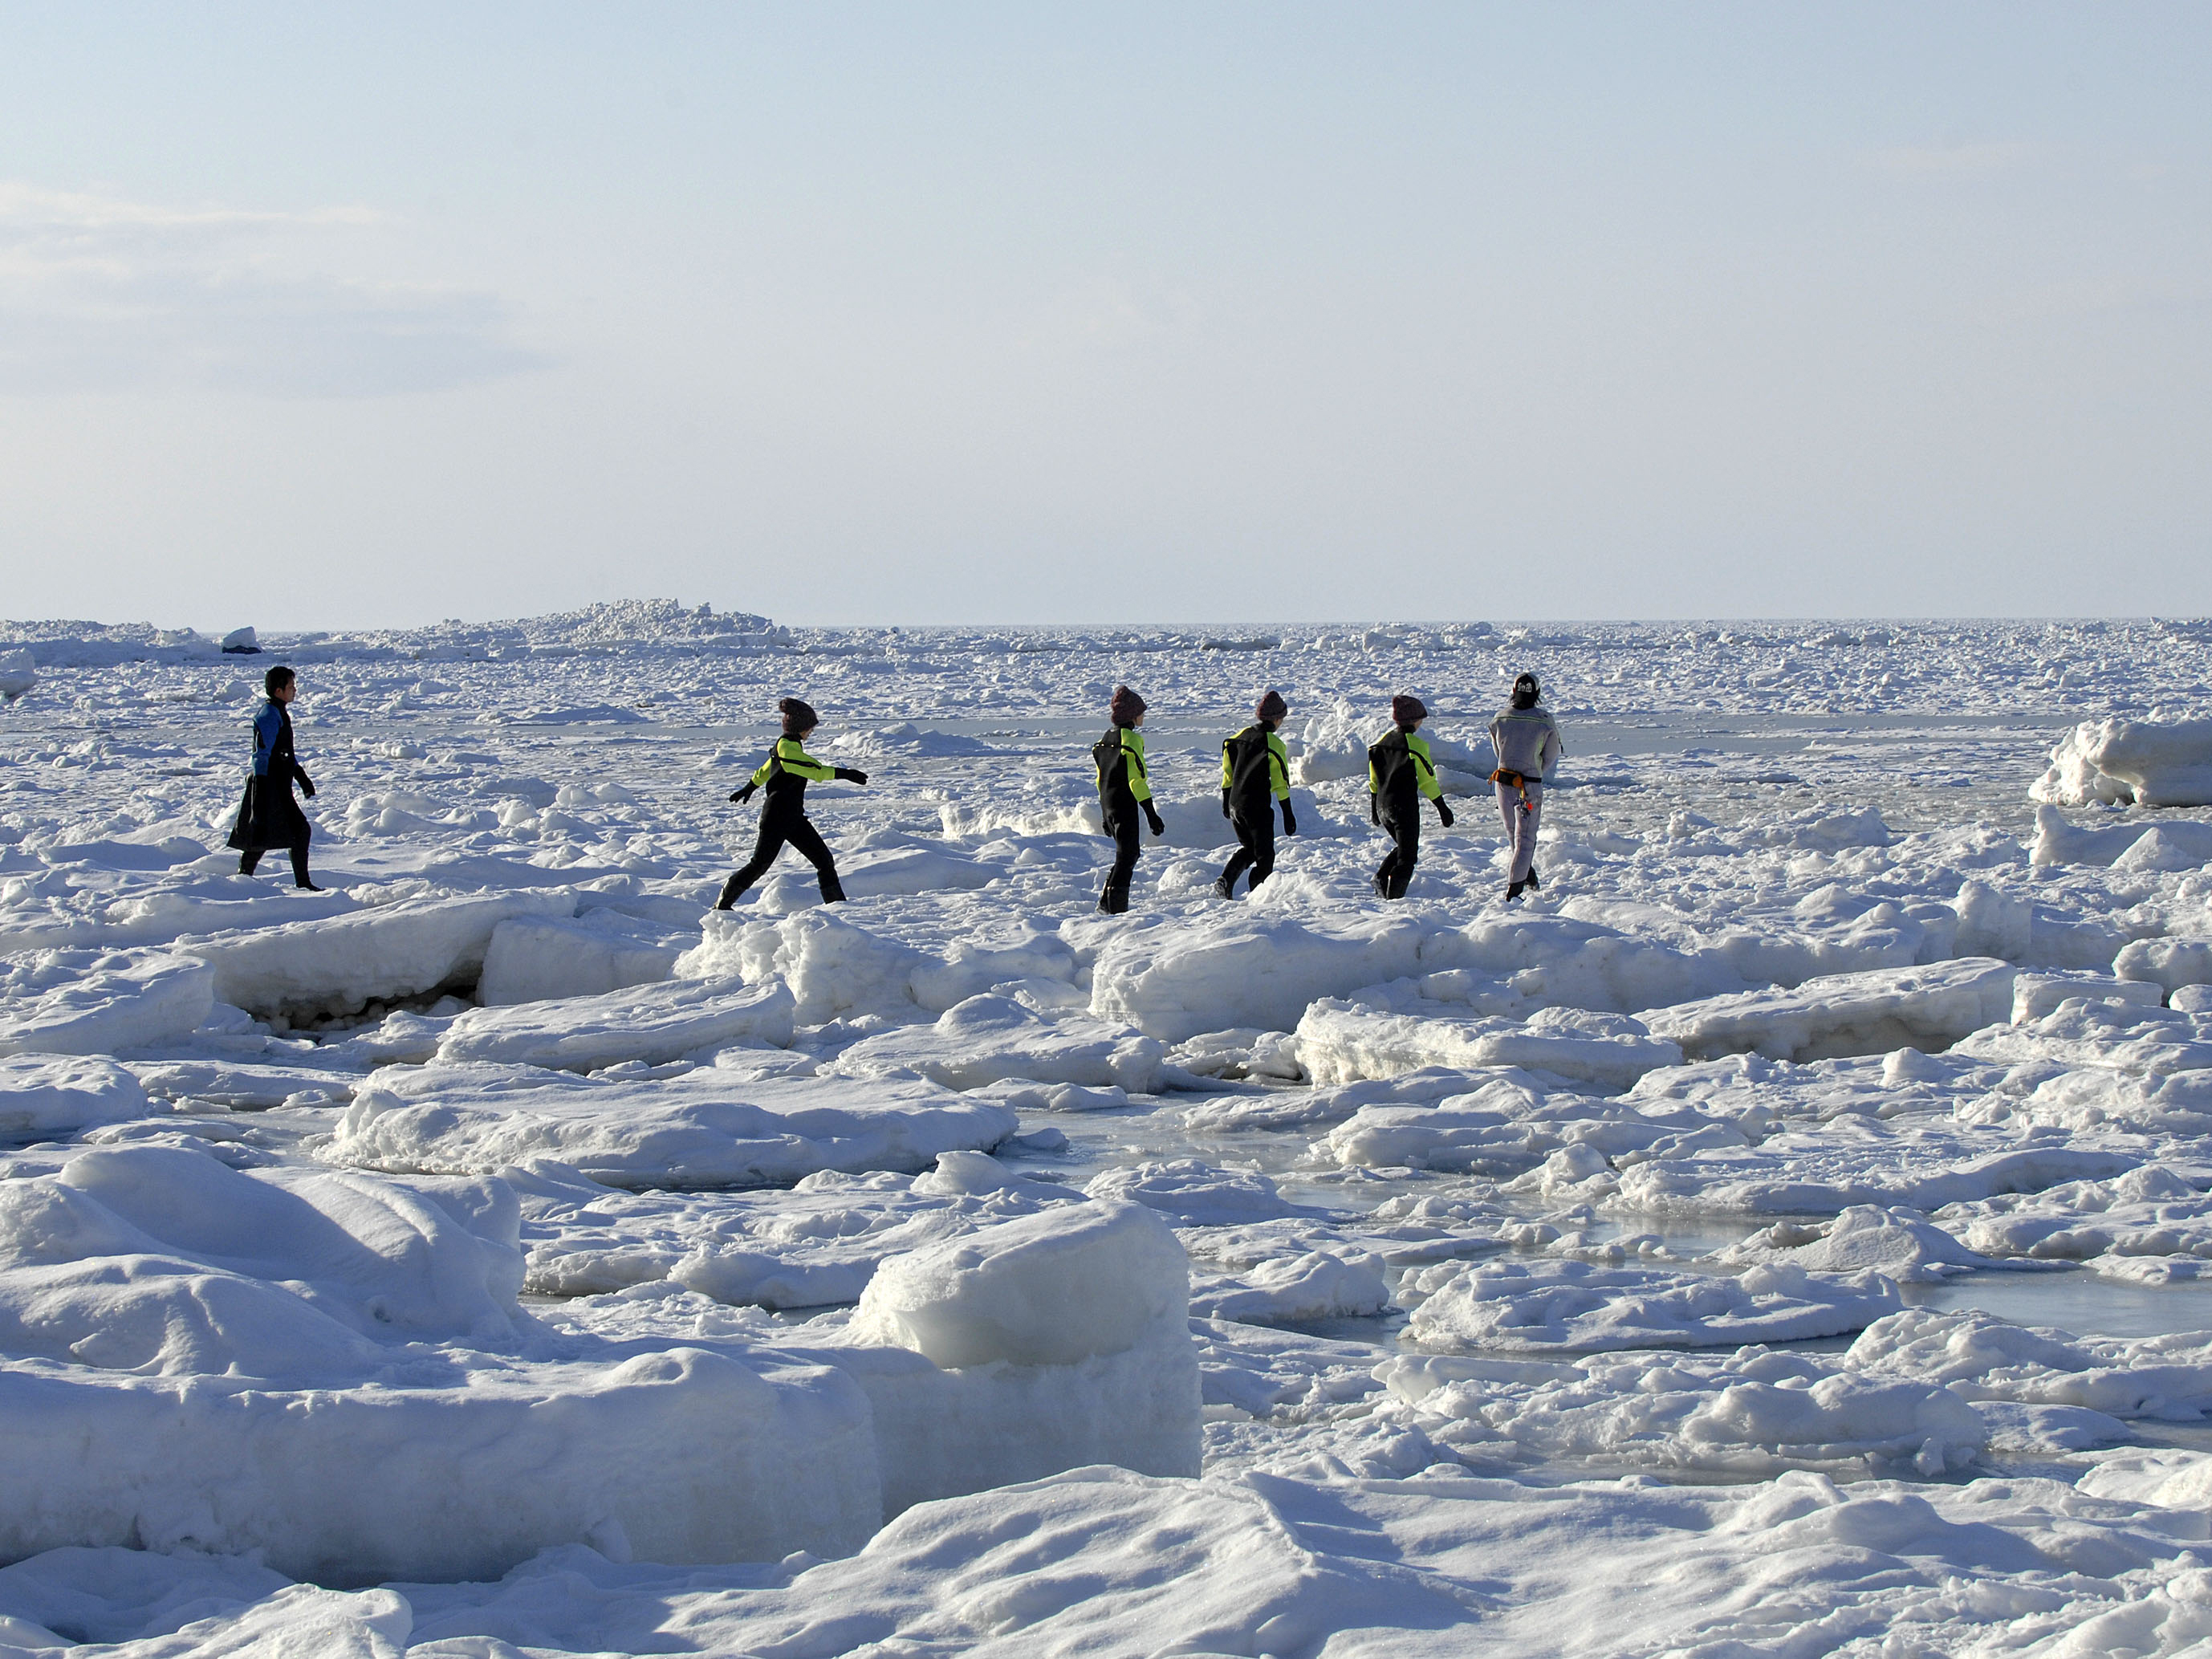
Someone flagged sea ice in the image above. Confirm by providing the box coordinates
[2035,717,2212,808]
[436,978,797,1069]
[0,951,215,1058]
[474,909,689,1004]
[0,1055,151,1141]
[1404,1257,1903,1352]
[176,892,576,1019]
[1642,956,2017,1062]
[325,1067,1021,1189]
[1295,996,1682,1089]
[11,607,2212,1651]
[830,993,1165,1092]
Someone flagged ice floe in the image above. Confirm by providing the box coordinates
[9,607,2212,1650]
[2036,716,2212,808]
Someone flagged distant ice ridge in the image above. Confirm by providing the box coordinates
[0,600,788,668]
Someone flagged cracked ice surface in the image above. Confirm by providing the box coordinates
[5,606,2212,1653]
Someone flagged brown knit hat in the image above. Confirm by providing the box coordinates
[1255,689,1287,724]
[1390,693,1427,728]
[778,697,819,735]
[1109,685,1146,726]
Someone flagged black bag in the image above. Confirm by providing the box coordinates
[1092,730,1127,795]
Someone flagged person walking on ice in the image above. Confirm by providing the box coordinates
[715,697,869,909]
[226,665,324,891]
[1095,684,1165,914]
[1368,693,1453,900]
[1214,689,1295,898]
[1489,671,1563,903]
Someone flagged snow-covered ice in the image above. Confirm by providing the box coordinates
[2036,716,2212,808]
[1404,1257,1905,1352]
[8,604,2212,1653]
[434,978,796,1069]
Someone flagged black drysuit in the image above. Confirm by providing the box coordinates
[1094,724,1154,914]
[1217,723,1291,896]
[718,737,852,908]
[1368,727,1445,901]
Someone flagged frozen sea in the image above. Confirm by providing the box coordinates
[5,603,2212,1655]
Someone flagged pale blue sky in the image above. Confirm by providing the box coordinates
[2,4,2206,628]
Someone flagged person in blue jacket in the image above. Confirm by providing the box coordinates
[715,697,870,909]
[226,665,323,890]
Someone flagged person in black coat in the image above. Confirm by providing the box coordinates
[226,665,323,890]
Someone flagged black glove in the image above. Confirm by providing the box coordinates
[1369,794,1380,826]
[1281,802,1297,836]
[1220,789,1231,819]
[295,768,316,799]
[730,782,758,804]
[834,767,870,785]
[1436,798,1455,827]
[1144,802,1165,837]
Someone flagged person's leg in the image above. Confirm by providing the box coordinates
[1511,783,1543,885]
[289,818,317,888]
[1100,815,1140,913]
[1498,780,1524,897]
[1214,851,1249,897]
[785,815,845,903]
[1242,814,1276,892]
[1217,819,1256,898]
[239,849,263,875]
[1382,814,1420,899]
[718,819,791,909]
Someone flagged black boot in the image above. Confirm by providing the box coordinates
[1525,866,1541,891]
[1506,880,1526,903]
[1098,879,1131,915]
[715,873,750,911]
[818,873,848,905]
[1213,872,1237,900]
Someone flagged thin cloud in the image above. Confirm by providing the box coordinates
[0,182,548,396]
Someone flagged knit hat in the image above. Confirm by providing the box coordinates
[1511,673,1540,710]
[1109,685,1146,726]
[1390,693,1427,728]
[778,697,819,734]
[1255,689,1287,724]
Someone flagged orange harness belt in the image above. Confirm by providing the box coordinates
[1490,768,1537,815]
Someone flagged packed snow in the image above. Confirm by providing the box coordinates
[6,603,2212,1653]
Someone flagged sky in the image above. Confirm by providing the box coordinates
[1,3,2207,630]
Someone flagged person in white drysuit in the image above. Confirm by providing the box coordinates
[1488,673,1563,902]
